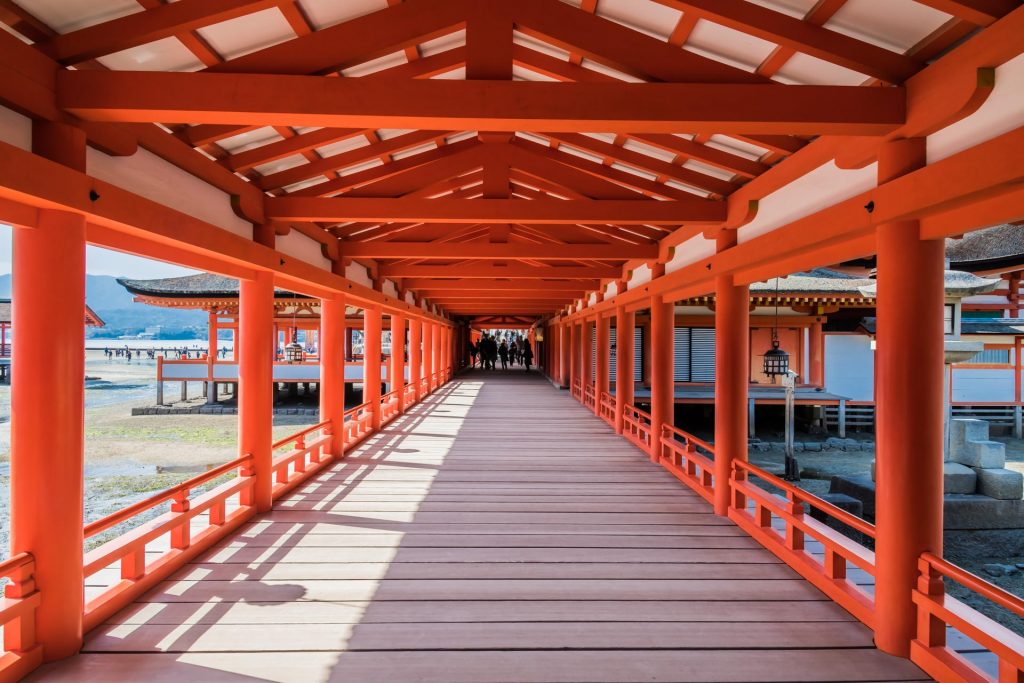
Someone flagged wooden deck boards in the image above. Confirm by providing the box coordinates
[34,371,925,682]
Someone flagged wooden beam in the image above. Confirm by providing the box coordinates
[265,197,726,224]
[58,72,907,136]
[404,278,598,291]
[912,0,1019,26]
[338,241,657,260]
[378,264,623,279]
[652,0,923,83]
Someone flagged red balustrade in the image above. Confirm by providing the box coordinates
[379,389,401,425]
[343,400,375,449]
[582,383,596,410]
[270,421,333,500]
[571,378,583,401]
[729,459,877,627]
[658,424,716,504]
[0,553,41,680]
[912,552,1024,682]
[621,403,652,452]
[598,391,616,426]
[82,454,256,631]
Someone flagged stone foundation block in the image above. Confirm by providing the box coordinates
[943,462,977,494]
[975,467,1024,500]
[950,418,990,454]
[955,440,1006,469]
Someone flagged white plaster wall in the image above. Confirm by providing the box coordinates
[824,334,874,401]
[588,292,598,306]
[381,279,399,298]
[666,234,717,273]
[738,161,878,243]
[627,263,652,289]
[0,105,31,150]
[928,53,1024,163]
[950,368,1016,403]
[87,147,252,237]
[276,230,330,271]
[405,291,416,305]
[345,261,373,287]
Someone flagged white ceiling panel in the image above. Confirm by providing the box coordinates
[772,51,867,85]
[316,136,371,158]
[686,19,777,71]
[97,37,205,72]
[253,154,308,176]
[825,0,952,53]
[595,0,681,41]
[340,51,408,77]
[19,0,140,33]
[298,0,388,30]
[420,29,466,56]
[196,8,296,61]
[216,127,283,154]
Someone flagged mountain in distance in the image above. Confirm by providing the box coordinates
[0,273,206,337]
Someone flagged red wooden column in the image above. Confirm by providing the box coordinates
[615,304,635,435]
[714,230,750,516]
[432,323,442,387]
[423,321,434,393]
[363,307,383,430]
[391,313,406,412]
[409,318,423,402]
[239,271,274,512]
[9,121,88,660]
[320,294,347,459]
[873,138,945,657]
[649,297,674,460]
[582,320,593,402]
[809,320,825,387]
[568,322,579,396]
[595,315,610,416]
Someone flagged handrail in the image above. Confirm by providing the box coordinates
[658,423,715,503]
[0,552,32,578]
[345,400,374,418]
[272,420,329,450]
[84,454,253,538]
[921,552,1024,619]
[734,459,876,538]
[912,552,1024,681]
[0,550,41,677]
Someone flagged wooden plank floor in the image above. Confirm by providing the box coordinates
[34,371,927,682]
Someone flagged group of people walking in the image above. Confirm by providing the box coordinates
[469,334,533,371]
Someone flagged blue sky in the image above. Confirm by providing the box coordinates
[0,224,197,278]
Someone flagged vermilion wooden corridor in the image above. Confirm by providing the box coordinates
[32,372,924,682]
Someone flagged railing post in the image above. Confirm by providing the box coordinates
[410,319,422,402]
[874,138,945,657]
[391,314,407,413]
[170,490,191,550]
[614,305,634,434]
[363,306,383,430]
[239,271,275,513]
[4,559,39,655]
[320,293,347,460]
[915,557,946,648]
[11,203,87,660]
[714,230,749,516]
[649,295,674,462]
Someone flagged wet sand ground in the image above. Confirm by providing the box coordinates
[0,350,316,557]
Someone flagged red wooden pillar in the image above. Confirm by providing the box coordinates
[581,320,593,399]
[320,294,346,460]
[10,121,88,660]
[363,307,382,430]
[714,230,750,516]
[239,271,274,512]
[391,314,407,411]
[595,315,610,415]
[423,321,434,392]
[569,322,579,395]
[649,296,674,460]
[560,323,570,388]
[432,323,442,386]
[874,138,945,657]
[410,319,423,402]
[615,305,635,435]
[809,321,825,387]
[11,210,87,660]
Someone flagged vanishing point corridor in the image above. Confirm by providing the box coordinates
[35,372,924,682]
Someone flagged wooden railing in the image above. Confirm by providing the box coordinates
[657,424,716,504]
[82,454,256,631]
[271,421,333,500]
[403,381,417,406]
[912,552,1024,682]
[729,459,877,627]
[622,403,653,452]
[598,390,616,425]
[0,552,41,679]
[571,378,582,401]
[582,382,596,410]
[343,400,375,448]
[380,389,401,425]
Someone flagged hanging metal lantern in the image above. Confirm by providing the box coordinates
[763,337,789,379]
[284,340,304,363]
